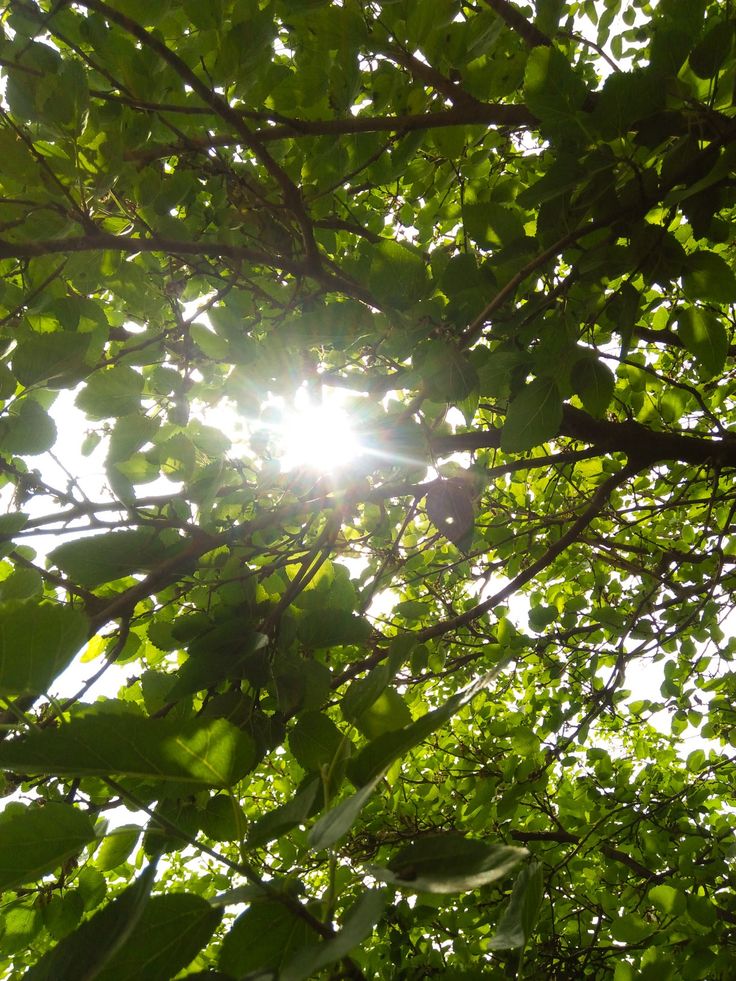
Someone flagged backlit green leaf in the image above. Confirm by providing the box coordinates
[0,713,255,789]
[675,307,729,376]
[501,378,563,453]
[0,600,88,696]
[370,834,527,893]
[0,803,96,892]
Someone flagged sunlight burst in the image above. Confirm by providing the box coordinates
[278,389,363,472]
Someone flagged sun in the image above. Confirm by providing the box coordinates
[277,387,363,472]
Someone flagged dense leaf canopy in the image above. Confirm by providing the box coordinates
[0,0,735,977]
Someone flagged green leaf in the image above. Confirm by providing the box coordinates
[353,687,412,739]
[610,912,653,943]
[94,894,222,981]
[48,529,183,588]
[675,307,729,376]
[368,240,430,310]
[94,826,141,871]
[199,794,246,842]
[689,20,734,78]
[348,666,507,786]
[0,566,43,601]
[190,322,230,360]
[648,884,686,916]
[0,802,96,892]
[108,414,161,464]
[463,202,526,249]
[590,70,663,138]
[0,399,56,456]
[219,900,319,977]
[297,610,372,649]
[280,890,386,981]
[0,714,256,789]
[571,357,615,417]
[76,366,144,419]
[418,342,479,403]
[289,711,349,772]
[24,863,158,980]
[341,665,390,724]
[682,251,736,303]
[248,776,321,848]
[501,378,563,453]
[42,891,84,941]
[425,479,476,551]
[308,768,387,851]
[77,867,107,911]
[11,333,91,389]
[167,630,268,701]
[487,861,544,949]
[369,833,527,894]
[523,46,587,136]
[0,600,88,696]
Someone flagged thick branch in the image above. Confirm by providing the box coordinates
[560,405,736,468]
[126,103,537,162]
[431,405,736,469]
[481,0,552,47]
[378,46,483,108]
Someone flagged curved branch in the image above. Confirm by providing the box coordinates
[414,461,637,642]
[481,0,552,48]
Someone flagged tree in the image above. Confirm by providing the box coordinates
[0,0,734,976]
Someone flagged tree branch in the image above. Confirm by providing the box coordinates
[75,0,321,267]
[481,0,552,47]
[125,102,537,162]
[510,830,665,880]
[431,405,736,470]
[413,462,636,643]
[378,45,483,107]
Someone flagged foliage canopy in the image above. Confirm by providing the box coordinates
[0,0,735,977]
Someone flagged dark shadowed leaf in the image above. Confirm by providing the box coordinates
[675,307,728,376]
[425,479,476,551]
[524,46,587,135]
[49,529,185,588]
[94,894,221,981]
[368,240,429,310]
[24,861,158,980]
[219,900,319,977]
[571,357,615,417]
[682,251,736,303]
[370,834,527,893]
[487,861,544,949]
[281,890,386,981]
[298,610,372,648]
[289,711,350,772]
